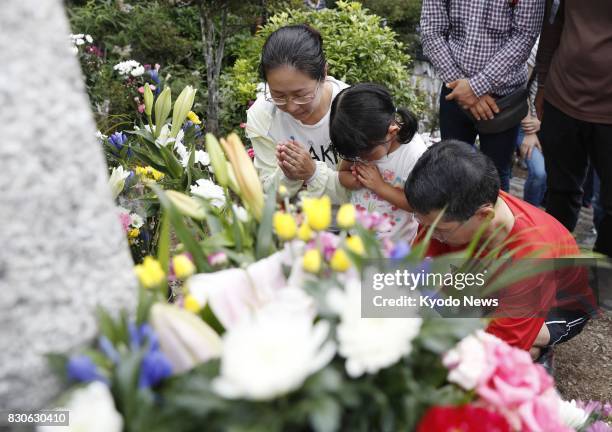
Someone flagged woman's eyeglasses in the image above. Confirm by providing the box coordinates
[264,81,322,106]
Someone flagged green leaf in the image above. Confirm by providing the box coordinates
[156,210,171,296]
[149,183,211,273]
[255,179,279,260]
[159,144,184,179]
[309,396,341,432]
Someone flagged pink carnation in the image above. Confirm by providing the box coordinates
[477,340,553,410]
[445,331,571,432]
[119,212,132,232]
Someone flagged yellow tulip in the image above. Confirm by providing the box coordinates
[337,203,356,229]
[134,256,165,289]
[183,294,202,314]
[154,87,172,138]
[187,111,202,125]
[166,190,206,220]
[173,254,196,279]
[205,133,229,188]
[345,236,365,256]
[330,249,351,272]
[297,222,314,242]
[221,133,264,221]
[273,211,297,241]
[302,249,322,273]
[302,196,331,231]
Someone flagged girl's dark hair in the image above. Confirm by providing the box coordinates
[329,83,418,160]
[259,24,326,81]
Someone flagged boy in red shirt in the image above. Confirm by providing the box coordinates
[404,140,595,363]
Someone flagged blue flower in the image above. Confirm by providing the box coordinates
[66,355,107,383]
[129,322,159,351]
[390,240,411,260]
[148,69,160,85]
[108,132,127,151]
[138,350,173,389]
[98,336,120,364]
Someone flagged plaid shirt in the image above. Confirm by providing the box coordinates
[420,0,544,97]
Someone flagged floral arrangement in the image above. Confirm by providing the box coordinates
[44,130,610,431]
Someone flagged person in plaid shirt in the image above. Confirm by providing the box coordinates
[420,0,544,191]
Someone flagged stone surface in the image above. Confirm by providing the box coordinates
[0,0,137,410]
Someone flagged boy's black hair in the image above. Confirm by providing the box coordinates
[404,140,500,221]
[329,83,418,160]
[259,24,326,81]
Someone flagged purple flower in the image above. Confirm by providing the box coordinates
[587,421,612,432]
[390,240,411,260]
[138,349,173,388]
[67,355,107,383]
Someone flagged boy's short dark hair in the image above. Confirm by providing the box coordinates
[405,140,500,221]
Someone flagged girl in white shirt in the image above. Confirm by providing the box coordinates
[330,83,427,242]
[246,24,349,203]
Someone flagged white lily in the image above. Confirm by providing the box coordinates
[107,166,130,199]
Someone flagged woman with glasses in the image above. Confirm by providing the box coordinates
[329,83,427,242]
[245,24,349,203]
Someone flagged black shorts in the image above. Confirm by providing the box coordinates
[545,308,591,346]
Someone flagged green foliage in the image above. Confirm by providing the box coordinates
[347,0,423,55]
[221,1,420,133]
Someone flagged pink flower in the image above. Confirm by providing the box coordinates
[137,104,145,113]
[517,389,573,432]
[119,212,132,232]
[208,252,228,267]
[240,122,247,129]
[477,341,553,410]
[307,231,340,261]
[247,147,255,159]
[443,330,499,390]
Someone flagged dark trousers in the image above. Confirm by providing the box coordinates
[540,101,612,257]
[439,85,518,192]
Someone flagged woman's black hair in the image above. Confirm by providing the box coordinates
[258,24,326,81]
[329,83,418,160]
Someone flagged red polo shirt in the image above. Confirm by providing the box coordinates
[423,191,587,350]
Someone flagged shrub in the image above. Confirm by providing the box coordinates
[221,1,420,134]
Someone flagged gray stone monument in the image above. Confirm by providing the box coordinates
[0,0,137,410]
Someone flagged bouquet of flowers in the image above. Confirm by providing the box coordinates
[44,131,610,431]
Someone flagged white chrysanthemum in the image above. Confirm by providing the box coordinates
[212,307,335,401]
[85,34,93,43]
[559,399,590,429]
[232,204,249,223]
[131,213,144,228]
[38,382,122,432]
[327,279,422,378]
[131,65,145,77]
[190,178,225,208]
[113,60,142,76]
